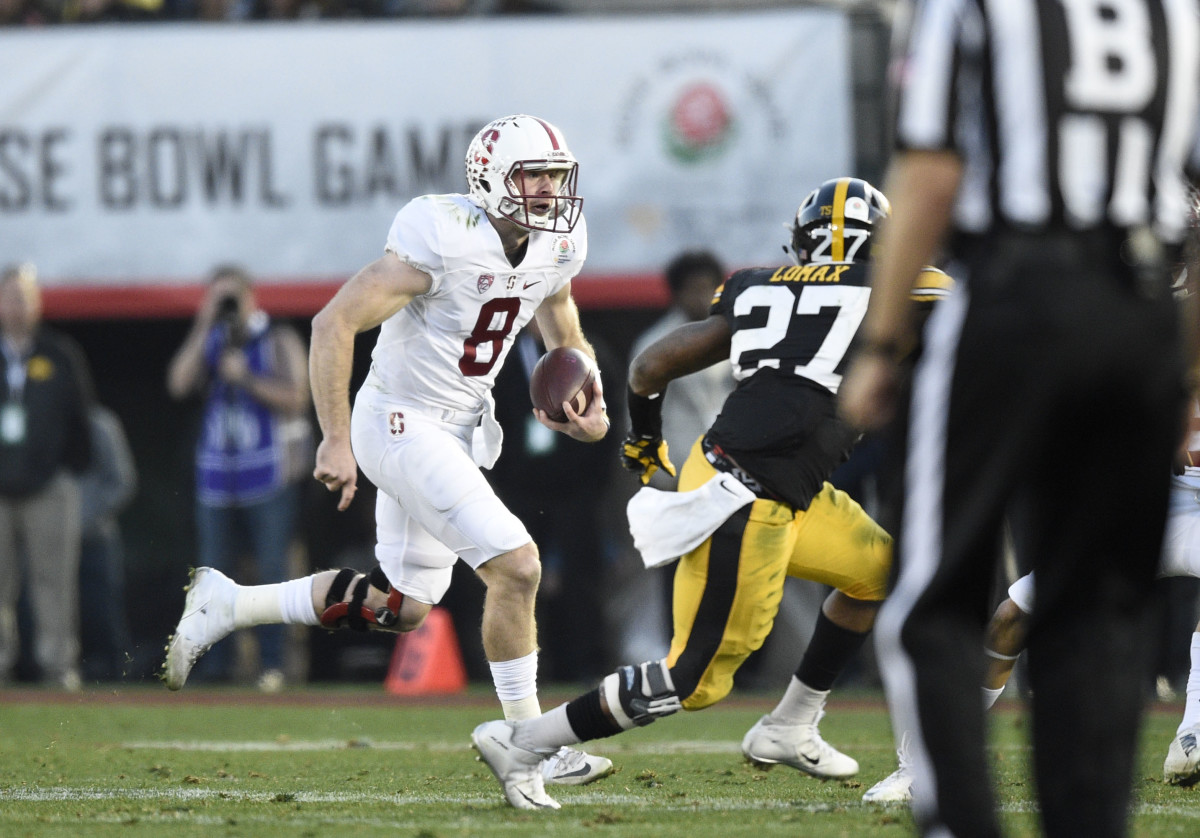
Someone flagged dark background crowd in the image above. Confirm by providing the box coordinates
[0,0,820,26]
[0,0,555,26]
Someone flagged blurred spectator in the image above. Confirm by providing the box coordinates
[77,403,138,683]
[0,0,486,20]
[60,0,163,21]
[630,251,734,491]
[166,264,311,691]
[0,0,53,24]
[608,250,735,664]
[0,263,93,690]
[191,0,479,19]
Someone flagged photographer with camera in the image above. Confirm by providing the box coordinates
[167,265,312,691]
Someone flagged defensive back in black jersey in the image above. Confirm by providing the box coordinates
[704,261,872,510]
[703,260,951,510]
[700,261,873,509]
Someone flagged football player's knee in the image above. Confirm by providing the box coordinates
[318,566,405,633]
[486,544,541,597]
[600,659,683,730]
[841,550,892,602]
[394,599,430,633]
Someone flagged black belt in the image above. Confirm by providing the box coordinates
[953,226,1175,299]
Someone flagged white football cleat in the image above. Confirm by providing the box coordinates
[741,712,859,779]
[863,765,913,803]
[542,746,614,786]
[863,750,914,804]
[162,567,237,691]
[472,720,560,810]
[864,733,914,803]
[1163,724,1200,787]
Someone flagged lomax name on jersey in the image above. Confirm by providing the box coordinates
[769,264,851,284]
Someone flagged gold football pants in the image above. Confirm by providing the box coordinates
[666,438,892,709]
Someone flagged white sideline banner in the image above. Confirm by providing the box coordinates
[0,11,852,290]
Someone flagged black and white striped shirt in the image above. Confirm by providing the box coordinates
[893,0,1200,244]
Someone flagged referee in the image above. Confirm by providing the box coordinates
[841,2,1200,837]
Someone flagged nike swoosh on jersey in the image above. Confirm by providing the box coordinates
[523,280,541,290]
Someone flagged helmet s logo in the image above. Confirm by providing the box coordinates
[477,273,495,294]
[481,128,500,155]
[388,412,405,437]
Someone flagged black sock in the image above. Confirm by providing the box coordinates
[564,688,624,740]
[795,610,870,692]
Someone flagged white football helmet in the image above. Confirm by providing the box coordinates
[465,114,582,233]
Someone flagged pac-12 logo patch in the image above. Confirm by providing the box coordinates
[476,273,495,294]
[388,412,405,437]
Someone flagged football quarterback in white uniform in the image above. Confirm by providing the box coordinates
[162,115,614,796]
[353,189,591,592]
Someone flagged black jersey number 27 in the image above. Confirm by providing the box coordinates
[729,283,870,393]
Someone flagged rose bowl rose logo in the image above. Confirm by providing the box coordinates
[614,51,787,173]
[663,82,734,164]
[609,24,852,272]
[552,235,576,265]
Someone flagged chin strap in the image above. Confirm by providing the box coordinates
[319,566,403,632]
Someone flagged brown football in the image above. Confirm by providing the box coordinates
[529,347,596,422]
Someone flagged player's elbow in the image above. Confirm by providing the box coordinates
[633,348,681,396]
[311,306,351,349]
[628,352,668,397]
[310,307,334,339]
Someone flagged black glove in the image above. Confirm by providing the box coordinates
[622,434,676,485]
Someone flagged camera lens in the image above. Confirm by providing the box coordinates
[216,296,239,319]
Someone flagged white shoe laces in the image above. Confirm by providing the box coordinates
[545,747,586,773]
[896,731,912,771]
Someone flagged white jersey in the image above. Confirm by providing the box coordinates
[367,193,587,414]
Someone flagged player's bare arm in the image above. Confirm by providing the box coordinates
[840,149,961,431]
[533,284,609,442]
[629,315,732,396]
[310,252,433,509]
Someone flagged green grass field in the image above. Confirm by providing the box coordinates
[0,685,1196,837]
